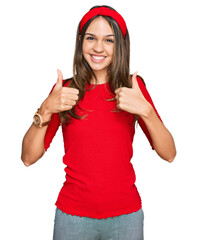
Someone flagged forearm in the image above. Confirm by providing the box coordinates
[21,102,51,166]
[21,123,49,166]
[140,103,176,162]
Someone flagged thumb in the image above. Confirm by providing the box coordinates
[55,69,63,88]
[131,71,139,89]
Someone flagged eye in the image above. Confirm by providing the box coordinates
[86,36,94,40]
[106,39,114,43]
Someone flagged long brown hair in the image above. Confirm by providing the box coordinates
[59,5,145,125]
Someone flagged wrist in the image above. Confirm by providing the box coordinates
[39,100,52,122]
[140,102,154,119]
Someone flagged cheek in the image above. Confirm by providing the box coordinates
[82,45,90,62]
[82,44,85,54]
[82,45,89,61]
[106,45,114,57]
[82,42,88,53]
[82,41,92,52]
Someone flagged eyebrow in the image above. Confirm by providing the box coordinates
[85,33,114,37]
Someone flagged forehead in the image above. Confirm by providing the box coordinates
[85,16,113,35]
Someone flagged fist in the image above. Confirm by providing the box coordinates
[114,71,148,115]
[46,69,79,114]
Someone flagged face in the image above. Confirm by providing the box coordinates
[81,17,114,78]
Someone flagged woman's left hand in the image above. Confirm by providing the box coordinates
[114,72,150,116]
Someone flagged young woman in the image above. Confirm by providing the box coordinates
[21,5,176,240]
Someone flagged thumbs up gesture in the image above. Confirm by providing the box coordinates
[55,69,64,88]
[41,69,79,120]
[114,72,149,116]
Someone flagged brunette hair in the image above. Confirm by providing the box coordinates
[59,5,145,125]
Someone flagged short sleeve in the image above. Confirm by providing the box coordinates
[44,84,61,152]
[136,76,163,150]
[44,113,61,151]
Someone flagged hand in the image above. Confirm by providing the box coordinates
[114,72,149,116]
[40,69,79,119]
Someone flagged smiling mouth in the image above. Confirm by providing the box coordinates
[90,54,106,62]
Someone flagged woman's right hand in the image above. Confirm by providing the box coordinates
[40,69,79,121]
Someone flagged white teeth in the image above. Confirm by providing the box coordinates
[92,55,105,60]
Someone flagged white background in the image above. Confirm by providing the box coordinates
[0,0,196,239]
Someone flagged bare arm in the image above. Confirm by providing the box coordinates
[21,103,51,166]
[140,103,176,162]
[21,69,79,167]
[115,72,176,163]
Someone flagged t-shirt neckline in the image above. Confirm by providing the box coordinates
[90,82,109,86]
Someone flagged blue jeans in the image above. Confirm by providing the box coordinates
[53,207,144,240]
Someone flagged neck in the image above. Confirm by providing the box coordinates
[90,70,108,84]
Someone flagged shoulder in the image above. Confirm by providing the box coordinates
[130,74,146,87]
[48,77,73,95]
[63,77,73,87]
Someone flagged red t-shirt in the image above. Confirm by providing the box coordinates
[44,76,163,219]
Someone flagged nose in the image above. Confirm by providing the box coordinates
[93,40,104,53]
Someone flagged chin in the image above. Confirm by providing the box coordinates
[88,62,111,73]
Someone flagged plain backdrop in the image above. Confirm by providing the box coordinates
[0,0,196,239]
